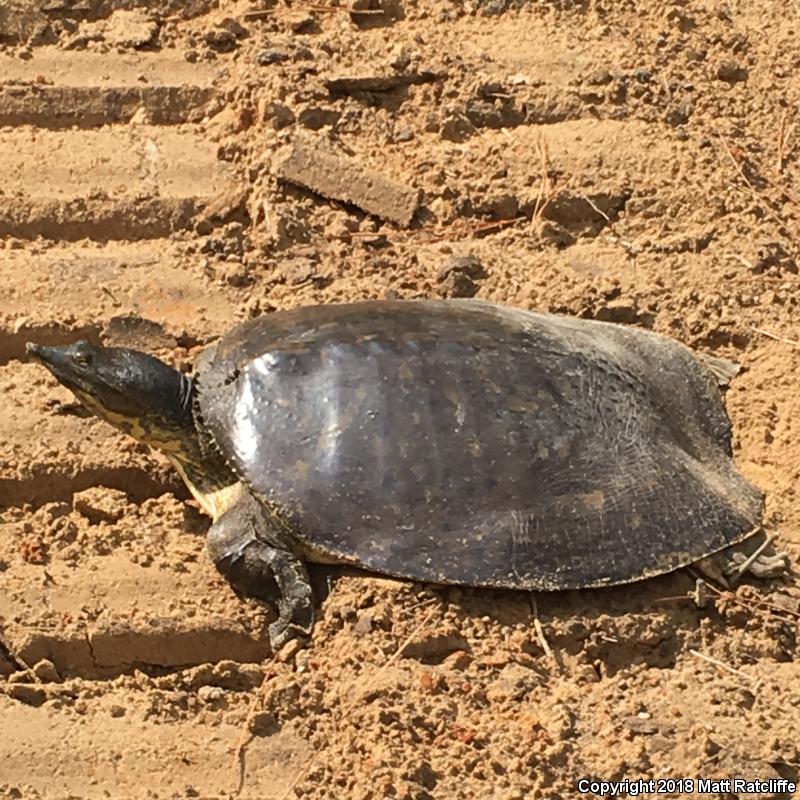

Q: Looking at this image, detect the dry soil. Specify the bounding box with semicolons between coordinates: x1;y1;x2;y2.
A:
1;1;799;798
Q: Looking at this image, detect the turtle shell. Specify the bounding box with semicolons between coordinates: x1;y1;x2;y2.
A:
195;300;763;590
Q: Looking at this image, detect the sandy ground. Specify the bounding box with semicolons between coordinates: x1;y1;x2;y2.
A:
1;1;800;798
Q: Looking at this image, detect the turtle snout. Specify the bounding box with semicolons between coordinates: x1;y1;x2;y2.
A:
26;342;70;375
26;342;60;364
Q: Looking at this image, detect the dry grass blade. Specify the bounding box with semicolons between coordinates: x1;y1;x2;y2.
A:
775;108;797;174
530;594;557;666
698;578;800;621
689;649;759;689
750;325;800;348
332;215;525;245
531;135;554;226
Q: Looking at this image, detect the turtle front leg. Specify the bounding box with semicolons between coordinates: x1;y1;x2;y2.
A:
205;488;314;649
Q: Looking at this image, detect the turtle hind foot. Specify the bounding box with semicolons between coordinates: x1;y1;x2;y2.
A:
695;530;791;588
206;490;314;650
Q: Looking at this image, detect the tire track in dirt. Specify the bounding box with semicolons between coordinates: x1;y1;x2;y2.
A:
0;4;264;694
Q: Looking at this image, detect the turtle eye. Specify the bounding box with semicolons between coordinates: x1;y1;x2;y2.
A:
73;352;93;368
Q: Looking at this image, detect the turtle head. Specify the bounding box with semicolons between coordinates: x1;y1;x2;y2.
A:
26;340;196;453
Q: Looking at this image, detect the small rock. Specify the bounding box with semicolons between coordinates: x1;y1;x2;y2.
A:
437;254;488;298
585;68;612;86
297;106;341;130
440;112;477;143
31;659;60;683
716;59;747;83
206;106;253;135
109;704;125;717
769;592;800;613
205;28;237;53
6;684;46;706
281;257;318;285
101;10;158;49
198;686;226;704
287;12;315;32
442;650;471;670
73;487;131;524
256;48;290;66
623;716;674;736
248;710;278;736
211;660;247;689
276;140;420;227
277;639;303;663
487;662;541;703
401;627;469;663
478;0;508;16
217;17;248;38
353;613;374;635
537;219;576;247
335;604;357;621
198;186;249;227
257;100;295;130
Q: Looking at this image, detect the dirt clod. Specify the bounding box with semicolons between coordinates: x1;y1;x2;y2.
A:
276;140;421;226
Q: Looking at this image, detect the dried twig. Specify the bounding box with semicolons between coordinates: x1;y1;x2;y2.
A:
731;533;775;580
242;9;274;20
777;109;788;173
775;109;796;174
530;595;558;667
531;136;554;225
347;5;387;14
581;194;611;222
700;579;800;621
337;215;526;245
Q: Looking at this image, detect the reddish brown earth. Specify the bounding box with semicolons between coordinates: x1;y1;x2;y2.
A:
1;1;799;798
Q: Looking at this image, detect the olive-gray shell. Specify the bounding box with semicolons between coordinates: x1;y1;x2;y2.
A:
195;300;762;590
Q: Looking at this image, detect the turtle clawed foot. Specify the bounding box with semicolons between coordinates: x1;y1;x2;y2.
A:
696;531;792;588
728;549;790;581
268;616;312;652
267;577;315;651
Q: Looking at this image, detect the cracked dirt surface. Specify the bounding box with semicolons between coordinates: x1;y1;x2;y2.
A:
1;0;800;798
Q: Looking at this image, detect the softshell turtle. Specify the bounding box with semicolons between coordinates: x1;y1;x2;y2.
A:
27;300;788;646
